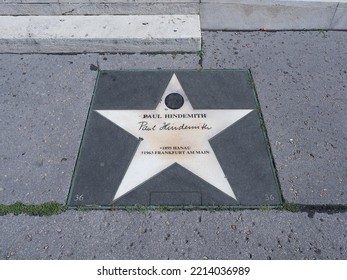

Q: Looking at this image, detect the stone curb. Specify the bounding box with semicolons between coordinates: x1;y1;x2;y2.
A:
0;15;202;53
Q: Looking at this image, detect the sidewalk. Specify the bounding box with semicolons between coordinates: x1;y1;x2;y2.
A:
0;30;346;259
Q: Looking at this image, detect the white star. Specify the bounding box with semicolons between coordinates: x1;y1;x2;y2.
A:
96;74;252;202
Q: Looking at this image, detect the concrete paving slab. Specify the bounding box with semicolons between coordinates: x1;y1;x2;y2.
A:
0;15;201;53
58;3;198;15
0;53;200;205
202;31;347;205
0;210;346;259
0;4;61;15
0;0;199;16
331;3;347;29
200;1;339;30
0;0;57;2
57;0;199;2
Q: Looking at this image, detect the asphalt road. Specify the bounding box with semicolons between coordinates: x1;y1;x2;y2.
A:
0;31;346;259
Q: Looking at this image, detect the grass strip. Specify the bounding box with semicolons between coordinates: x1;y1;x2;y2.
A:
0;202;66;216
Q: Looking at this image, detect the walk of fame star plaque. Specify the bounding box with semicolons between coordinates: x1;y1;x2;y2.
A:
67;70;282;207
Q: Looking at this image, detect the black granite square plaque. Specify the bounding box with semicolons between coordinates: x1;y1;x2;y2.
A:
67;70;282;207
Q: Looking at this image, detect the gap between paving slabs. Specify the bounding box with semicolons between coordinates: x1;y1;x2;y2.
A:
1;202;347;217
